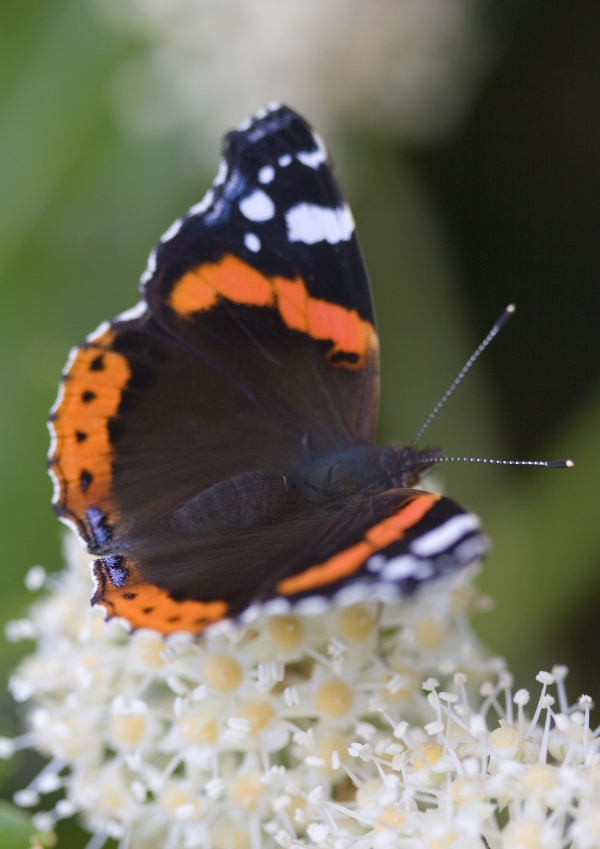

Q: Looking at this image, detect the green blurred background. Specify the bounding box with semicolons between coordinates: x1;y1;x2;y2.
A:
0;0;599;843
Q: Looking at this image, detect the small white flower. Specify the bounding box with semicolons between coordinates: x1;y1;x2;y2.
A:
24;565;47;592
5;619;38;642
14;789;40;807
0;737;16;758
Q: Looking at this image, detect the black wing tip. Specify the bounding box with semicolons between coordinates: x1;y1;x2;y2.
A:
224;103;313;153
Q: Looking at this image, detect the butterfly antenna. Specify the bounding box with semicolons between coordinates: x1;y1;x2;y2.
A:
439;456;574;469
410;304;516;447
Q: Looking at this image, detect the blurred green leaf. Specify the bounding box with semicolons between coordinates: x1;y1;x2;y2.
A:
0;0;124;281
0;801;35;849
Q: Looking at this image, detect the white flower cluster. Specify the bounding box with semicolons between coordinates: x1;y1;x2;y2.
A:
97;0;490;148
4;536;600;849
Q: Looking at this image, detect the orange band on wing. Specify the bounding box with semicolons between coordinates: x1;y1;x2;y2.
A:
276;493;440;596
168;254;376;369
100;583;228;636
48;325;130;538
170;256;274;315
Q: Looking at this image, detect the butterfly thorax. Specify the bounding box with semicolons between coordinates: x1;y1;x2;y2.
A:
171;444;442;535
300;443;442;503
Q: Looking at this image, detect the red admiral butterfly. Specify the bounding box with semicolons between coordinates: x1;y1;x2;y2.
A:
48;104;487;635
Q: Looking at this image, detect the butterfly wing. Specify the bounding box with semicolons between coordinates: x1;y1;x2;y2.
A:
90;489;486;635
143;103;379;449
48;105;378;553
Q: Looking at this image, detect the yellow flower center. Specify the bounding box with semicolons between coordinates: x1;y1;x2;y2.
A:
414;618;445;650
336;605;375;642
203;654;243;692
317;734;348;772
211;822;251;849
160;786;203;820
503;820;545;849
109;714;146;747
315;680;353;718
413;742;443;769
521;763;560;792
386;662;419;703
131;631;167;669
376;807;406;829
230;772;264;810
487;724;519;748
177;716;218;744
267;616;304;651
238;701;275;735
451;776;483;805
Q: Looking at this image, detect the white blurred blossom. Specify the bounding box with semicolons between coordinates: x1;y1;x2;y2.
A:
5;535;600;848
96;0;493;151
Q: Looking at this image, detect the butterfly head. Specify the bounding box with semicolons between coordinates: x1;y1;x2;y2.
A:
381;444;443;489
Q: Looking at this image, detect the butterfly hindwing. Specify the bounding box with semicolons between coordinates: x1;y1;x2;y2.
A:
90;489;485;635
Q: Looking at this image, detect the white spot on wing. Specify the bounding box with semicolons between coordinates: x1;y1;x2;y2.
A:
140;248;157;286
60;344;79;379
278;154;292;167
254;107;268;120
372;583;399;603
58;513;84;542
244;232;261;252
189;189;214;217
297;134;327;169
381;555;420;582
48;466;61;505
366;554;385;573
48;377;66;422
414;561;435;580
333;583;372;608
213;158;228;185
86;321;111;343
294;596;330;616
410;514;481;558
239;189;275;222
262;598;292;616
47;417;57;458
286;203;354;245
115;301;147;323
268;101;282;112
454;534;488;563
297;149;327;169
161;218;183;243
239;604;261;624
258;165;275;184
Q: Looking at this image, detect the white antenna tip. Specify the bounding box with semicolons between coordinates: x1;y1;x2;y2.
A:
506;303;516;313
566;459;574;468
